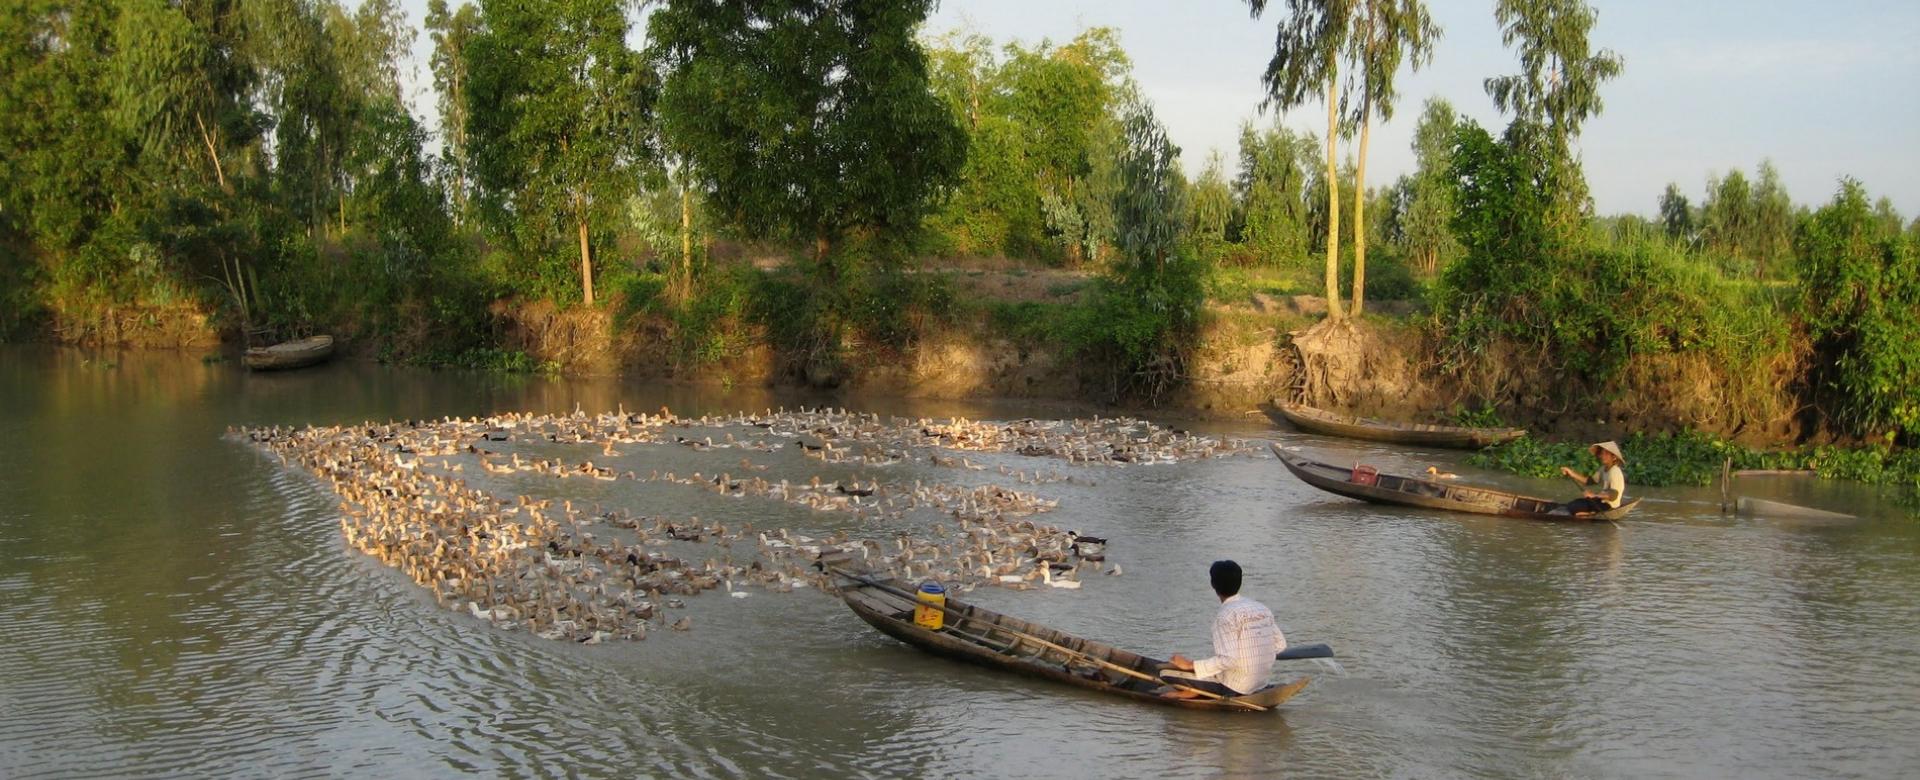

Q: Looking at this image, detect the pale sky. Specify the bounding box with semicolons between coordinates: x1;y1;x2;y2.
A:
395;1;1920;218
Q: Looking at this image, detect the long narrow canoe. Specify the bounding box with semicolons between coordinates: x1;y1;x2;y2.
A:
244;335;335;371
832;570;1309;712
1273;444;1638;522
1273;402;1526;449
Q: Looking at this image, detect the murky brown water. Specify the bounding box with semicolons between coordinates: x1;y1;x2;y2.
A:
3;345;1917;778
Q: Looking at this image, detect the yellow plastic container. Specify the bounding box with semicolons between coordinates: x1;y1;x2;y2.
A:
914;581;946;630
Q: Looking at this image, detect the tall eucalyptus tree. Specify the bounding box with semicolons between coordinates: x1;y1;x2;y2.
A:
1483;0;1622;223
425;0;480;221
1345;0;1437;314
1247;0;1358;320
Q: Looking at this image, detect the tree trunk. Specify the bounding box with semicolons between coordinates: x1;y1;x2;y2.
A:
1323;75;1344;321
194;111;229;194
578;214;595;306
679;182;693;303
968;72;980;129
1352;106;1371;316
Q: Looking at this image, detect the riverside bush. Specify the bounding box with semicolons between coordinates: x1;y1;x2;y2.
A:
1435;122;1790;397
1795;180;1920;442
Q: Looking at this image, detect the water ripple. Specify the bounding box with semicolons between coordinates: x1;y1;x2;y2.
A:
3;349;1919;778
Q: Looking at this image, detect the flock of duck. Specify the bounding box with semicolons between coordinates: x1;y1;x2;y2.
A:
238;407;1258;644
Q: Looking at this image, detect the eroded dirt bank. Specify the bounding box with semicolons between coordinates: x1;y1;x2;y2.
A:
490;302;1806;444
22;294;1806;445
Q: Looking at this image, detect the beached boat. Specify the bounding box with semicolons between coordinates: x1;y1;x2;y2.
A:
831;568;1313;712
244;335;335;371
1272;444;1639;522
1271;402;1526;449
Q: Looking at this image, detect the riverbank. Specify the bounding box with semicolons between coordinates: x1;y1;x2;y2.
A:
0;274;1824;438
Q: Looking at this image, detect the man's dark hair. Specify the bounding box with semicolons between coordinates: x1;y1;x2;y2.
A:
1209;560;1242;598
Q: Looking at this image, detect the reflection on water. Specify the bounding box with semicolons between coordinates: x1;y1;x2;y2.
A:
2;345;1917;778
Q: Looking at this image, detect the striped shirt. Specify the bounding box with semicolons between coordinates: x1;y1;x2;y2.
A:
1192;595;1286;695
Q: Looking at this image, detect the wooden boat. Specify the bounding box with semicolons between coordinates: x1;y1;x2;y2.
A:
831;569;1311;712
1272;444;1639;522
244;335;335;371
1272;402;1526;449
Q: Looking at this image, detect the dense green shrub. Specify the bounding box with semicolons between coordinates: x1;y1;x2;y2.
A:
1795;180;1920;441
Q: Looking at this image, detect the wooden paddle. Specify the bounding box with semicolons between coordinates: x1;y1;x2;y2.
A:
830;567;1268;711
1276;642;1333;660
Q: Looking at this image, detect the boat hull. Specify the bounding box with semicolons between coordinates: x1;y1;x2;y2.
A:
244;335;336;371
835;573;1308;712
1274;403;1526;449
1273;445;1638;522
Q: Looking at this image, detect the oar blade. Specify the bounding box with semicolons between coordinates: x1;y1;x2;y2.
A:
1276;642;1333;660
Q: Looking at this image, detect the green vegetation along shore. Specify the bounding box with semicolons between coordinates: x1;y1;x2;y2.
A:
2;1;1915;504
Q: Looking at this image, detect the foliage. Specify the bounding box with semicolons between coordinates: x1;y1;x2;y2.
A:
1484;0;1622;151
416;346;556;374
1436;121;1789;389
921;29;1132;264
1483;0;1622;223
1188;152;1235;264
1696;161;1794;279
1449;403;1506;429
1070;101;1204;399
650;0;964;269
1343;0;1438;315
1795;180;1920;441
1246;0;1354;110
1388;97;1462;275
424;0;482;220
1234;120;1319;267
1246;0;1362;319
1658;183;1694;245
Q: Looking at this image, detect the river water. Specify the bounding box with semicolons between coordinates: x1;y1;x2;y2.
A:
2;345;1916;778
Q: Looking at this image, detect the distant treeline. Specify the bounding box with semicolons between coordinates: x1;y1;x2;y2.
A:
2;0;1917;441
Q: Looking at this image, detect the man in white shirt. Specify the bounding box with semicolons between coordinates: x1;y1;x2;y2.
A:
1160;560;1286;698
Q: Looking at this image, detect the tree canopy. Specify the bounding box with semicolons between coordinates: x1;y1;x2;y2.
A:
465;0;650;305
649;0;965;267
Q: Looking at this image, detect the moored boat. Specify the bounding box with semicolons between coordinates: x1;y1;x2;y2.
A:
244;335;335;371
830;568;1313;712
1272;402;1526;449
1272;444;1639;521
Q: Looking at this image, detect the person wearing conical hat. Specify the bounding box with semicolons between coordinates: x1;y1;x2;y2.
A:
1559;441;1628;516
